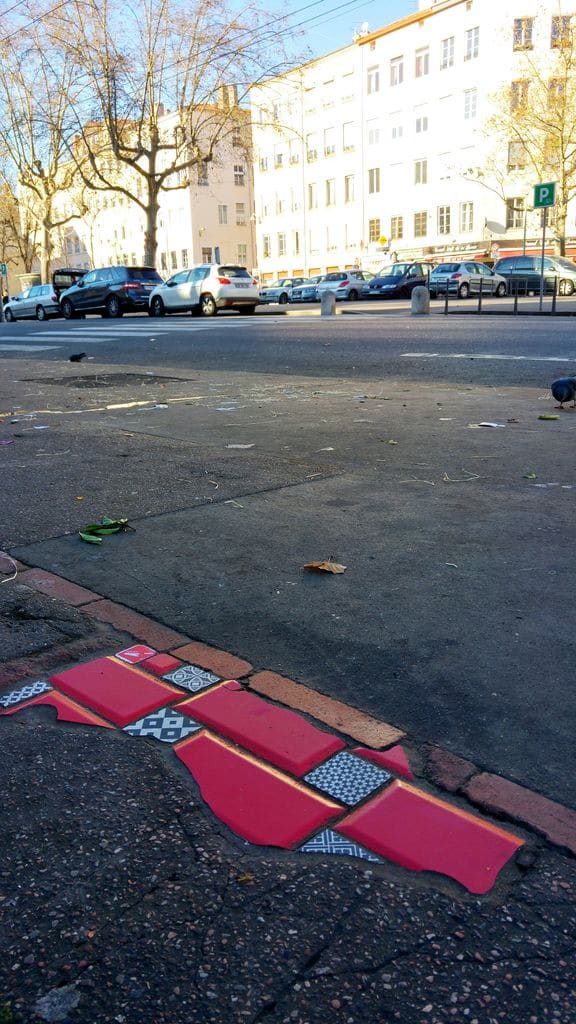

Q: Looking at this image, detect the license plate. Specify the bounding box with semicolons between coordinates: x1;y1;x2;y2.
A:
235;283;249;288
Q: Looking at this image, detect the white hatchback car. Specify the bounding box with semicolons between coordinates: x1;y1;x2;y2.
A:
149;264;259;317
316;270;371;301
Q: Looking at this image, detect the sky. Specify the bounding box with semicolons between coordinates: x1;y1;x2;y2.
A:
288;0;418;60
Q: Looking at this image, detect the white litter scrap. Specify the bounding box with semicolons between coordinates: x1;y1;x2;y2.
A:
226;443;254;449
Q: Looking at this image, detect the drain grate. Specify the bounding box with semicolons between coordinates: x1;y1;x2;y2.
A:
23;373;193;389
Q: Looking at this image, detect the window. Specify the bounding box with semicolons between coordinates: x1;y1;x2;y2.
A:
511;80;529;110
464;88;477;119
277;232;286;256
390;56;404;86
259;155;268;172
325;179;336;206
232;128;242;147
513;18;533;50
342;122;356;151
276;195;285;214
367;65;380;94
344;174;355;202
324;126;336;156
306;133;318;161
234;164;245;186
506;197;524;229
218;204;228;225
236;202;246;225
391;121;403;139
367;119;380;145
414;211;427;237
391;215;403;239
548;78;565;106
415;115;428;134
551;15;571;48
459;201;473;232
170;251;177;269
160;252;167;271
437;206;451;234
308;183;318;209
289;141;300;164
262;235;271;258
201;246;212;262
440;36;454;68
465;27;479;60
274;149;284;168
414;159;427;184
181;248;189;268
368;218;381;243
237;243;247;264
198;161;209;185
368;167;380;193
415;47;429;77
293;230;300;255
507;141;526;170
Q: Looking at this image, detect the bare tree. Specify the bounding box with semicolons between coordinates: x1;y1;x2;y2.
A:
58;0;294;266
0;176;38;276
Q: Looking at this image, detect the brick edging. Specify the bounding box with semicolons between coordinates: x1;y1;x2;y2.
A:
6;561;576;857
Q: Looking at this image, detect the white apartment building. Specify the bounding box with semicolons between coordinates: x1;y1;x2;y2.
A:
251;0;576;281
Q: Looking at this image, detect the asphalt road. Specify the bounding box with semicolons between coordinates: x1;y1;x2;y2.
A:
2;307;575;808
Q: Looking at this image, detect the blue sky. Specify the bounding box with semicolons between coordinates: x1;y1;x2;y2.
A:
292;0;417;59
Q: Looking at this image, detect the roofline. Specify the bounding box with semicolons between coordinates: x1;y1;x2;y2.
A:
357;0;469;46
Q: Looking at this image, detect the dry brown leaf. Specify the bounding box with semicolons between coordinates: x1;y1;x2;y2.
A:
303;560;347;574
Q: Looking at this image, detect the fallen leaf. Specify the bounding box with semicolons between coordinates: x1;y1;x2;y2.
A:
538;414;560;421
303;560;347;574
523;472;537;479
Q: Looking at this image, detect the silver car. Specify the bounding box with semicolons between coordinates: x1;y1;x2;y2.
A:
429;262;507;299
290;275;324;302
316;270;371;301
149;264;260;317
4;283;61;321
259;277;306;305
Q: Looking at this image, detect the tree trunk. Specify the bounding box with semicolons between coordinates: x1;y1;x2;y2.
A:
143;189;159;268
40;215;52;284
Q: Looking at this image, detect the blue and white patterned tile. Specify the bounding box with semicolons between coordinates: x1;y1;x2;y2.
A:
304;751;391;805
299;829;382;863
0;680;52;709
124;707;203;743
163;663;221;693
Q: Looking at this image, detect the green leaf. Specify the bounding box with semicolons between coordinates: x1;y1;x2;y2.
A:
79;532;103;544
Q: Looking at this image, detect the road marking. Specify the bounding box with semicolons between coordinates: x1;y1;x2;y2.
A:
0;343;61;351
402;352;576;363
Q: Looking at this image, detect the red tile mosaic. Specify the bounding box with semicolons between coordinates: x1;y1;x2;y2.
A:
339;781;523;894
354;745;415;780
141;653;183;677
1;691;114;728
176;732;342;847
116;645;157;664
176;680;345;775
49;657;181;727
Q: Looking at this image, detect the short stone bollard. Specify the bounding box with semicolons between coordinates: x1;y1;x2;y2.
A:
320;291;336;316
411;285;430;316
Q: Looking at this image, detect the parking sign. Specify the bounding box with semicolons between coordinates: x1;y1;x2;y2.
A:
534;182;556;208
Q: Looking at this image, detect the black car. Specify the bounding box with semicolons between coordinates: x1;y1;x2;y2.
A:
52;267;87;299
366;261;432;299
491;255;576;295
59;266;163;318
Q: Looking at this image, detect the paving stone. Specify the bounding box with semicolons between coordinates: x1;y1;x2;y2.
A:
17;569;101;606
176;731;343;848
304;751;391;805
176;680;345;775
171;641;252;679
49;656;181;727
425;744;477;792
0;680;52;708
164;663;221;694
339;780;524;894
124;707;202;743
464;772;576;856
115;644;157;664
299;828;383;863
354;744;415;780
1;690;114;728
249;670;405;747
81;600;189;650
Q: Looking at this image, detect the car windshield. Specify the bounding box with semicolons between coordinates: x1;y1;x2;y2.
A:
379;264;410;277
433;264;460;273
555;258;576;270
218;266;251;278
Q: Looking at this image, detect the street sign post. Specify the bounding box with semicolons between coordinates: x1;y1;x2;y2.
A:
0;262;5;322
533;183;556;310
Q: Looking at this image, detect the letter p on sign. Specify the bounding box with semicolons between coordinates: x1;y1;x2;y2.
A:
534;182;556;208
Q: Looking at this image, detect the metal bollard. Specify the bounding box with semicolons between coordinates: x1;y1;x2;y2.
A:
477;277;483;313
552;275;558;314
443;287;449;316
411;285;430;316
320;291;336;316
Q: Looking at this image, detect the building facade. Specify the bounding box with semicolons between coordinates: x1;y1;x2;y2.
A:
250;0;576;281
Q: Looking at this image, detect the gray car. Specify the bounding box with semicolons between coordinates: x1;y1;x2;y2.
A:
429;262;507;298
290;275;325;302
259;277;306;305
4;283;61;321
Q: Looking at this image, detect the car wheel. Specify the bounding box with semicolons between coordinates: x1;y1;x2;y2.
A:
347;289;358;301
495;282;507;297
61;299;75;320
105;295;122;318
4;307;14;322
200;293;217;317
458;283;470;298
36;305;47;321
149;296;165;317
243;305;256;315
559;279;575;296
278;293;289;305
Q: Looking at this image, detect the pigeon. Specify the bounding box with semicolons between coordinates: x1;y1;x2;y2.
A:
69;352;86;362
551;377;576;409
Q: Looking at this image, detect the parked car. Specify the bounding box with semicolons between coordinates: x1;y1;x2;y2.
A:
259;277;306;304
429;262;508;298
290;275;324;302
366;262;432;299
316;270;372;301
60;266;163;318
491;255;576;295
4;283;61;322
148;264;259;317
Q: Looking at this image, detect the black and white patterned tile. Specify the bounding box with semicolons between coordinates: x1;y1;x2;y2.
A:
0;680;52;709
124;707;203;743
304;751;391;805
299;829;382;863
163;664;220;693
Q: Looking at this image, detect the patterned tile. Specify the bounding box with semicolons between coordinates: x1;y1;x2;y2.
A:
115;645;157;664
304;751;391;805
299;829;382;863
124;707;202;743
0;680;51;709
164;663;221;693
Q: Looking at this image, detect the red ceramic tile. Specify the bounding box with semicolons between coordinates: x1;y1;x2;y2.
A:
176;732;342;847
115;645;157;664
49;657;181;727
354;744;415;780
140;653;183;676
176;680;345;775
339;781;523;895
1;691;114;728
